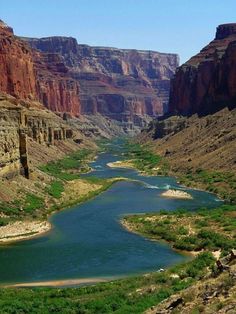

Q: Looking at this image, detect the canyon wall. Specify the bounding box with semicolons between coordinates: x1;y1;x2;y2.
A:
169;23;236;115
23;36;179;127
33;50;81;117
0;20;81;117
0;95;74;178
0;20;37;100
0;20;83;178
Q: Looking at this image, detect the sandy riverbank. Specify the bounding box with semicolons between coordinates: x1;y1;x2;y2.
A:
0;177;127;244
0;221;51;243
6;277;109;288
161;189;193;199
107;160;135;169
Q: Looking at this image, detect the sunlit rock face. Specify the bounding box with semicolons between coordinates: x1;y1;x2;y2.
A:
0;21;81;117
169;23;236;116
0;21;37;100
23;36;179;128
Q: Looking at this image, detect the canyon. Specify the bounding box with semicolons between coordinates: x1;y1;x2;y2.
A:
0;14;236;313
0;19;179;178
22;36;178;129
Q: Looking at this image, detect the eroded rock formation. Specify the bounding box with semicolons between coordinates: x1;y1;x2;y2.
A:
0;20;81;117
33;50;81;117
23;36;179;128
0;95;74;178
140;24;236;173
0;20;37;100
169;23;236;115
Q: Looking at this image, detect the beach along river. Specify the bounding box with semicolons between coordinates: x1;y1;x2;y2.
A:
0;139;222;286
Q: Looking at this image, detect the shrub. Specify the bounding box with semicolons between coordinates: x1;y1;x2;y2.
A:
23;194;44;213
46;181;64;199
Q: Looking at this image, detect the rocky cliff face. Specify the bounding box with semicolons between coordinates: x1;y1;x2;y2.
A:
0;94;76;178
0;20;37;100
23;36;179;128
140;24;236;173
169;23;236;115
0;20;81;117
33;50;81;117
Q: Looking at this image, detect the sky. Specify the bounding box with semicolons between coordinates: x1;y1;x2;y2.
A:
1;0;236;64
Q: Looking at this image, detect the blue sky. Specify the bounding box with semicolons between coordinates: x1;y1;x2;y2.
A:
1;0;236;64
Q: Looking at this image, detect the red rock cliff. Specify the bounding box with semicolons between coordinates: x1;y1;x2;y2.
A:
0;21;80;117
169;23;236;115
24;36;179;126
0;20;37;99
33;50;81;117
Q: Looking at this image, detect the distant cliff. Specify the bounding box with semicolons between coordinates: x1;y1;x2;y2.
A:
22;36;179;127
169;23;236;115
33;49;81;117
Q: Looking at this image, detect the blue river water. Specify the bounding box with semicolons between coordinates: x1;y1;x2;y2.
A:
0;139;222;285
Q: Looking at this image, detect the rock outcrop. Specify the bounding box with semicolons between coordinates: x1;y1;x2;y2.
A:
23;36;179;128
0;94;74;178
0;20;81;117
169;23;236;115
0;20;37;100
33;50;81;117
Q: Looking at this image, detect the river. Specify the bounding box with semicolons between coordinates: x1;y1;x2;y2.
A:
0;139;222;286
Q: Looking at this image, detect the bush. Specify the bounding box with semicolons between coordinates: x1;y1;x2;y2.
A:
23;194;44;213
46;181;64;199
185;252;215;278
39;149;92;181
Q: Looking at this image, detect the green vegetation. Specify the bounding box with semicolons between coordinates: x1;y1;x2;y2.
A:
124;204;236;255
23;193;44;213
123;139;236;204
179;169;236;204
124;141;169;175
39;149;93;181
46;181;64;199
0;148;105;219
0;252;214;313
0;194;45;217
49;177;123;214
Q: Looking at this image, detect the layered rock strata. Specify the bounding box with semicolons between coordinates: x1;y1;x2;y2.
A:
0;20;37;100
23;36;179;128
0;95;74;178
169;23;236;115
0;20;81;117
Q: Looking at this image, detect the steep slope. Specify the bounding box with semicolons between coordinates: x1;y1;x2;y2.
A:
0;20;81;117
32;49;81;117
144;108;236;172
0;93;86;179
169;23;236;115
140;23;236;174
22;36;179;129
0;20;37;100
0;20;89;179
